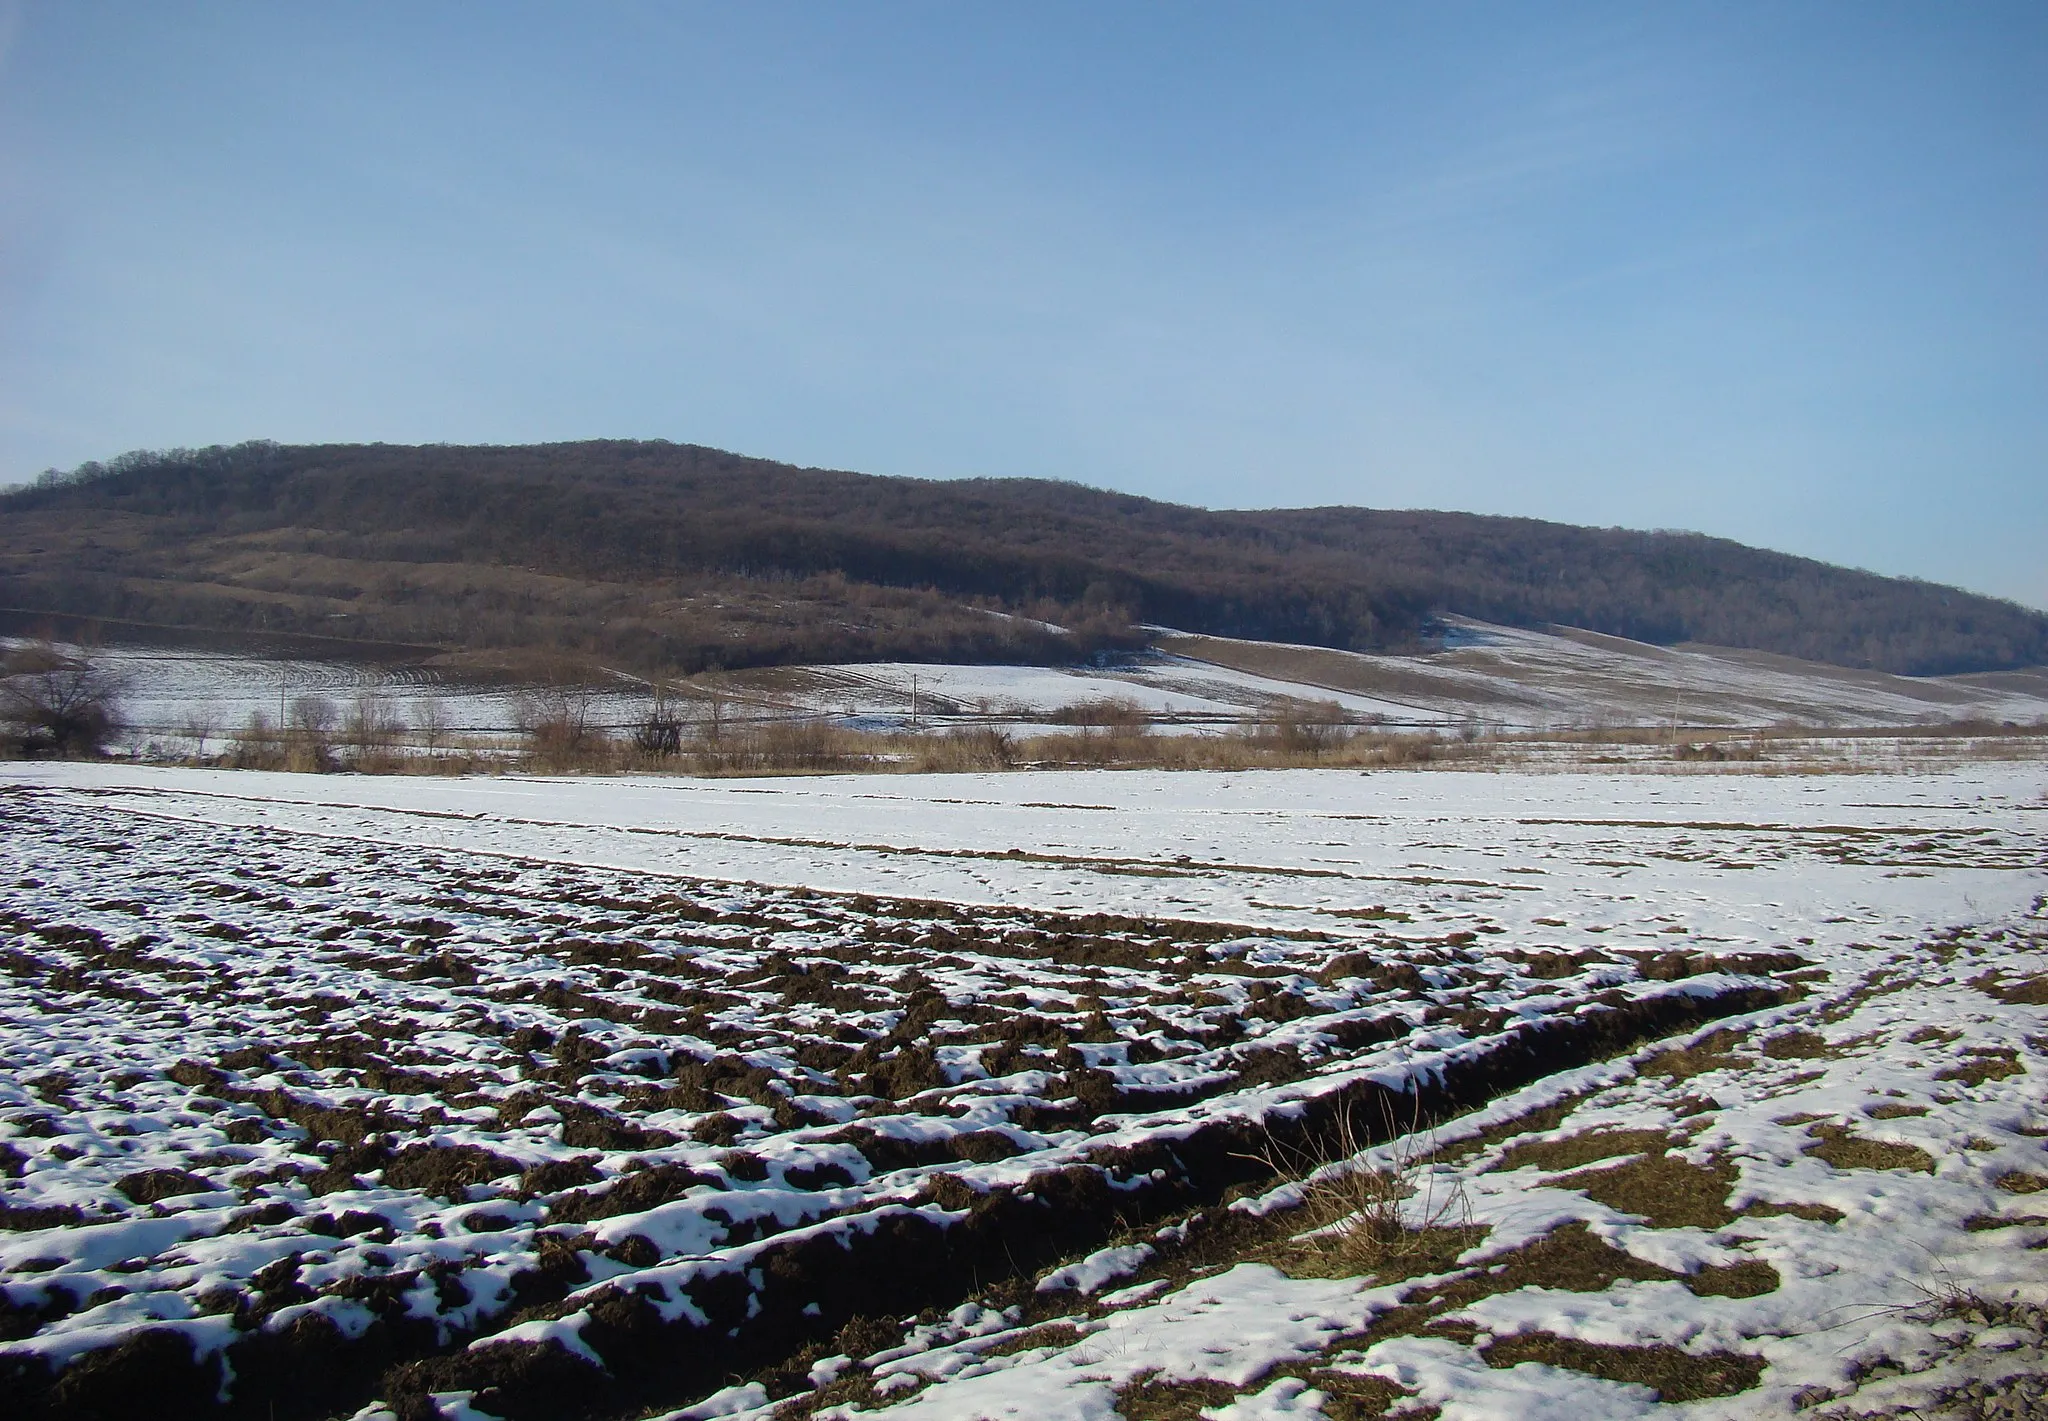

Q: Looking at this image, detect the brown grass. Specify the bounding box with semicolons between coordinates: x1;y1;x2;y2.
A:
1935;1050;2024;1087
1551;1152;1739;1229
1480;1334;1764;1401
1637;1029;1749;1082
1739;1198;1845;1223
1803;1125;1935;1174
1113;1370;1242;1420
1493;1129;1670;1174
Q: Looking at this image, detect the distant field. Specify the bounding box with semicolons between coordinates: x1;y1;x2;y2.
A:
3;763;2047;1419
18;616;2048;767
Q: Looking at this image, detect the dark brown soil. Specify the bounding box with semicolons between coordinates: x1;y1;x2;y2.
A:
113;1168;216;1204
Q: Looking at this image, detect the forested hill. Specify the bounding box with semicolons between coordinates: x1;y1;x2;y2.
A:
3;439;2042;676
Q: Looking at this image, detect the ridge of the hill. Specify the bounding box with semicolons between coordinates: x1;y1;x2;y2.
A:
3;439;2042;677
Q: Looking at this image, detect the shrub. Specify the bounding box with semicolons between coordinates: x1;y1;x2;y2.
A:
631;696;685;758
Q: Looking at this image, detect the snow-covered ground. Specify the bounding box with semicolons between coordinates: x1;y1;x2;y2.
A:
2;762;2046;1420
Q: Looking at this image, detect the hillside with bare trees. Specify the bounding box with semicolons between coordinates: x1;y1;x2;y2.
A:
3;440;2041;676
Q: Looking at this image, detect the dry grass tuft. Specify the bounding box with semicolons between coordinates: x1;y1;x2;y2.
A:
1687;1258;1781;1297
1907;1025;1962;1045
1459;1221;1676;1294
982;1321;1086;1359
1297;1369;1422;1419
1760;1030;1835;1060
1263;1100;1480;1283
1974;973;2048;1006
1434;1096;1584;1166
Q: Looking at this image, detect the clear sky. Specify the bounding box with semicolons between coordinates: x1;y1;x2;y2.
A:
2;2;2043;609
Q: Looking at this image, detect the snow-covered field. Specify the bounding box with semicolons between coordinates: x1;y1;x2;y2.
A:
66;644;650;748
2;762;2047;1421
1158;620;2048;730
755;659;1451;727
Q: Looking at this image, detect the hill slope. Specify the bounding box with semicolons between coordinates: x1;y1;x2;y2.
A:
3;439;2042;676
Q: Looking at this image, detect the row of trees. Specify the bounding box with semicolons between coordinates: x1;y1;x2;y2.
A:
216;691;457;771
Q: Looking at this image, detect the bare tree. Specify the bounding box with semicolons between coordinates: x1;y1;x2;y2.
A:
413;695;450;752
343;692;407;763
0;641;125;758
179;708;221;761
632;688;684;758
286;694;339;772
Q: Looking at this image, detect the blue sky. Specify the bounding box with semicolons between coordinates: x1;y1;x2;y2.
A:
2;2;2043;610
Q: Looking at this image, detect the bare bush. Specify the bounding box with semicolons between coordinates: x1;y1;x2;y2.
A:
1256;1095;1473;1280
692;718;857;774
910;726;1015;772
1255;699;1350;761
518;683;613;772
231;710;285;769
0;641;125;758
343;692;408;770
632;692;685;759
1046;697;1148;729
